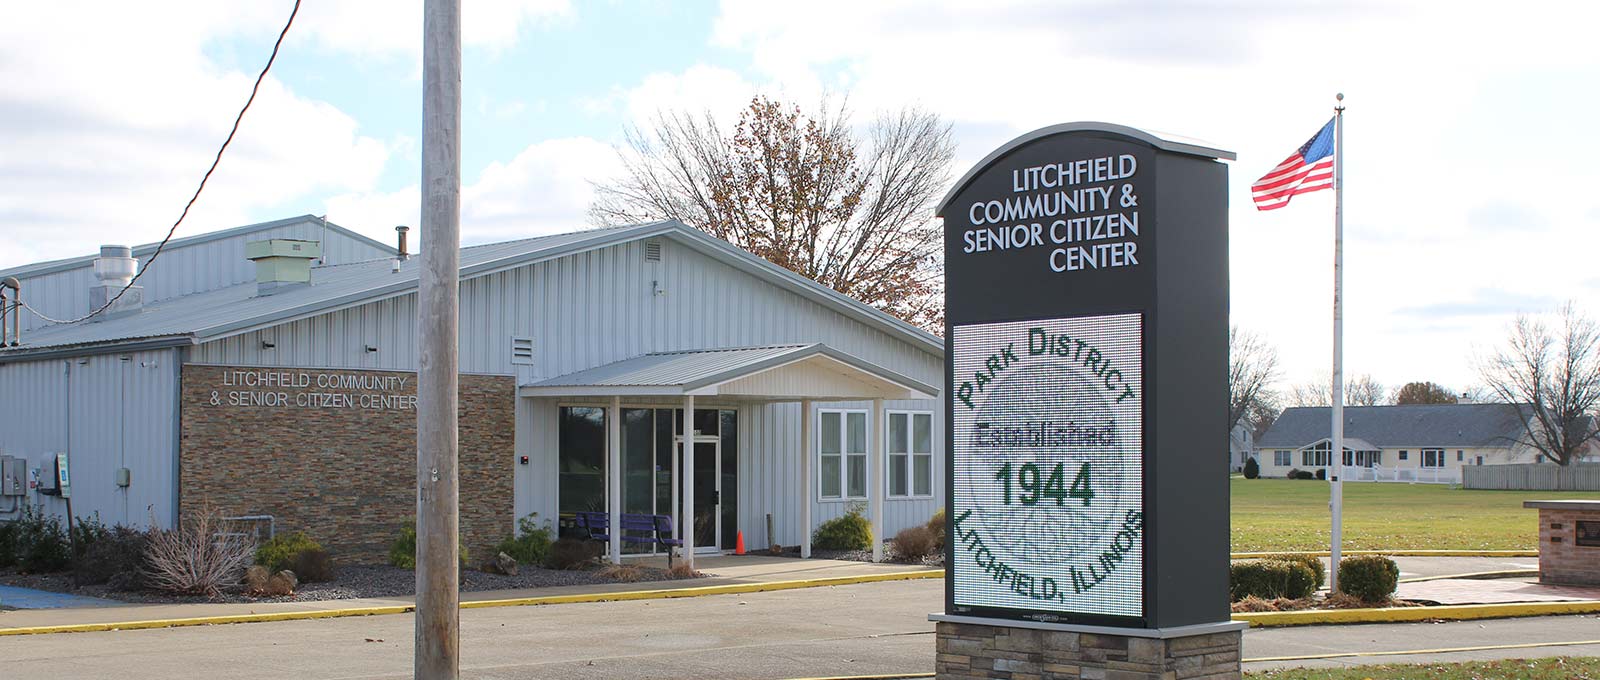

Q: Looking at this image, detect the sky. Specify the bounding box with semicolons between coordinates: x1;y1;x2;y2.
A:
3;0;1598;396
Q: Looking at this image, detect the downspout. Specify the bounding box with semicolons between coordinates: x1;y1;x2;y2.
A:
171;346;187;527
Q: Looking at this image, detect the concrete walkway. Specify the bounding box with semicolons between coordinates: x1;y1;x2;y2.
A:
0;555;930;631
1398;577;1600;605
0;584;125;610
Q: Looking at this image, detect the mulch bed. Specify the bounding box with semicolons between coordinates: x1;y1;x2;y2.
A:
1230;592;1424;613
0;562;701;606
758;543;945;567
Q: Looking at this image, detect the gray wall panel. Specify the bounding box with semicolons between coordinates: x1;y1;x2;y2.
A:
0;349;176;527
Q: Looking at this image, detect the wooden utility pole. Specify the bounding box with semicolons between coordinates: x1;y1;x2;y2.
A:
416;0;461;677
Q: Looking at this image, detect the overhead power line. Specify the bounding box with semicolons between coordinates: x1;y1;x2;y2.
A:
19;0;302;326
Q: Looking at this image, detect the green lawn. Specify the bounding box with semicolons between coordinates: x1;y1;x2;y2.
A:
1248;657;1600;679
1231;477;1600;552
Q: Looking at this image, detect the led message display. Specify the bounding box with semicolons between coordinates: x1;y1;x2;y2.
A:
950;313;1143;620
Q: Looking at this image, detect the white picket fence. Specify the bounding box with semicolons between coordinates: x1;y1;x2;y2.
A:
1343;465;1461;485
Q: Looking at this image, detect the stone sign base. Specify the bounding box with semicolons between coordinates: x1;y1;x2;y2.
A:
933;616;1246;680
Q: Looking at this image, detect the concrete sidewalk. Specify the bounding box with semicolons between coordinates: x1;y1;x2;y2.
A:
0;555;934;632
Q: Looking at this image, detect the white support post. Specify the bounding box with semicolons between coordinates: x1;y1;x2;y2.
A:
800;399;813;559
682;395;696;569
870;397;885;563
607;396;622;565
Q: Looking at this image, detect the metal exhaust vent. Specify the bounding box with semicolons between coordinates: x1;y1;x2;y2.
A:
644;239;663;262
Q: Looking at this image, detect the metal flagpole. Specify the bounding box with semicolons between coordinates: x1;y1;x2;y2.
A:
1329;93;1346;594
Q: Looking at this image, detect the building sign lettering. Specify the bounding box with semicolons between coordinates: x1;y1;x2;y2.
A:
203;368;417;411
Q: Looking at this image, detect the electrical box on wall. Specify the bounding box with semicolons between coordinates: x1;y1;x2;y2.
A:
0;456;24;496
115;467;132;488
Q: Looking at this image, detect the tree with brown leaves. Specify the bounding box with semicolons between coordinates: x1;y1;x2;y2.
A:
589;96;954;331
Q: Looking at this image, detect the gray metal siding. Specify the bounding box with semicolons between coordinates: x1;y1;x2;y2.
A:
15;223;392;332
0;349;177;527
192;236;943;541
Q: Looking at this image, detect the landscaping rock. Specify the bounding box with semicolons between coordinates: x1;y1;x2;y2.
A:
493;552;518;577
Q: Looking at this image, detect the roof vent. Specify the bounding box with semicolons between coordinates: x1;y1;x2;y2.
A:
90;245;144;318
644;239;663;262
246;239;321;296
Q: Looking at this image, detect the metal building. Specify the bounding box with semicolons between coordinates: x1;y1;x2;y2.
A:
0;216;943;566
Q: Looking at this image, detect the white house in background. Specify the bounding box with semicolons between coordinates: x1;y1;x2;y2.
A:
1229;422;1254;473
1253;403;1555;483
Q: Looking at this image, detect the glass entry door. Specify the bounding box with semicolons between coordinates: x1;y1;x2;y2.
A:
676;440;721;553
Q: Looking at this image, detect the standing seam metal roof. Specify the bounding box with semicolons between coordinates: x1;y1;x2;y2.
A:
1256;404;1527;449
0;220;945;359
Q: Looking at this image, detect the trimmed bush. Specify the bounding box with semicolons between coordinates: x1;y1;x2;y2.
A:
290;548;336;583
544;537;600;570
10;507;71;573
1228;560;1317;601
388;522;469;569
255;532;324;573
813;505;873;551
1287;468;1317;480
1315;468;1328;480
495;513;554;565
1269;553;1326;590
1243;457;1260;479
892;525;938;562
926;508;946;551
73;524;149;587
1337;554;1399;603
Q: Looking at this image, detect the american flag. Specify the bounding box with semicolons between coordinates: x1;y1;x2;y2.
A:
1252;118;1335;210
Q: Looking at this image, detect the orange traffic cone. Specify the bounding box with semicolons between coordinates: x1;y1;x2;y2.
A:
735;531;746;555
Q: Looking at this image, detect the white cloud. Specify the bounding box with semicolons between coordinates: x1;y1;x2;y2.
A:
699;0;1600;390
293;0;573;58
322;136;622;248
0;2;389;269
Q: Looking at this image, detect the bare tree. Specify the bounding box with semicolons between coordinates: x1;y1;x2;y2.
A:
1229;326;1280;431
589;96;955;331
1287;372;1385;407
1477;303;1600;465
1392;381;1459;405
1346;374;1386;406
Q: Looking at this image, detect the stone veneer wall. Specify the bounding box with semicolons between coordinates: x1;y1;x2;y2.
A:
179;364;514;565
936;621;1241;680
1537;507;1600;586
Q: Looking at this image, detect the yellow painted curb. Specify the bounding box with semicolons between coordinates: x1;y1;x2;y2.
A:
0;569;944;637
782;674;935;680
1233;599;1600;627
1243;638;1600;663
461;569;943;610
1231;549;1538;558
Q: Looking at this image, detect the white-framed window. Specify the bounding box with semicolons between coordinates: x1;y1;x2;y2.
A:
1422;448;1445;468
1457;450;1465;462
1398;450;1409;461
1302;447;1331;467
888;411;934;498
819;409;868;500
1343;450;1380;467
1274;450;1292;466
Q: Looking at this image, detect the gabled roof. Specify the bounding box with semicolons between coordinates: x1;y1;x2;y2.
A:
520;343;939;400
0;220;943;360
1257;404;1527;450
0;215;394;280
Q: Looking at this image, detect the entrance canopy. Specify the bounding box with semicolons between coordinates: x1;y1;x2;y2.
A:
518;344;938;401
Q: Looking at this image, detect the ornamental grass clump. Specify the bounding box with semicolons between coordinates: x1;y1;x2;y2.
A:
143;508;255;598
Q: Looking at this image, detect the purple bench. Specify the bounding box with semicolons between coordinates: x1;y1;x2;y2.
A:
574;512;685;565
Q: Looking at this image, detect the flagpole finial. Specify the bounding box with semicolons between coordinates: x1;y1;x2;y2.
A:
1335;92;1345;112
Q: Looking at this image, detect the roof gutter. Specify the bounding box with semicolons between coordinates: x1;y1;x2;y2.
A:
0;335;196;364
